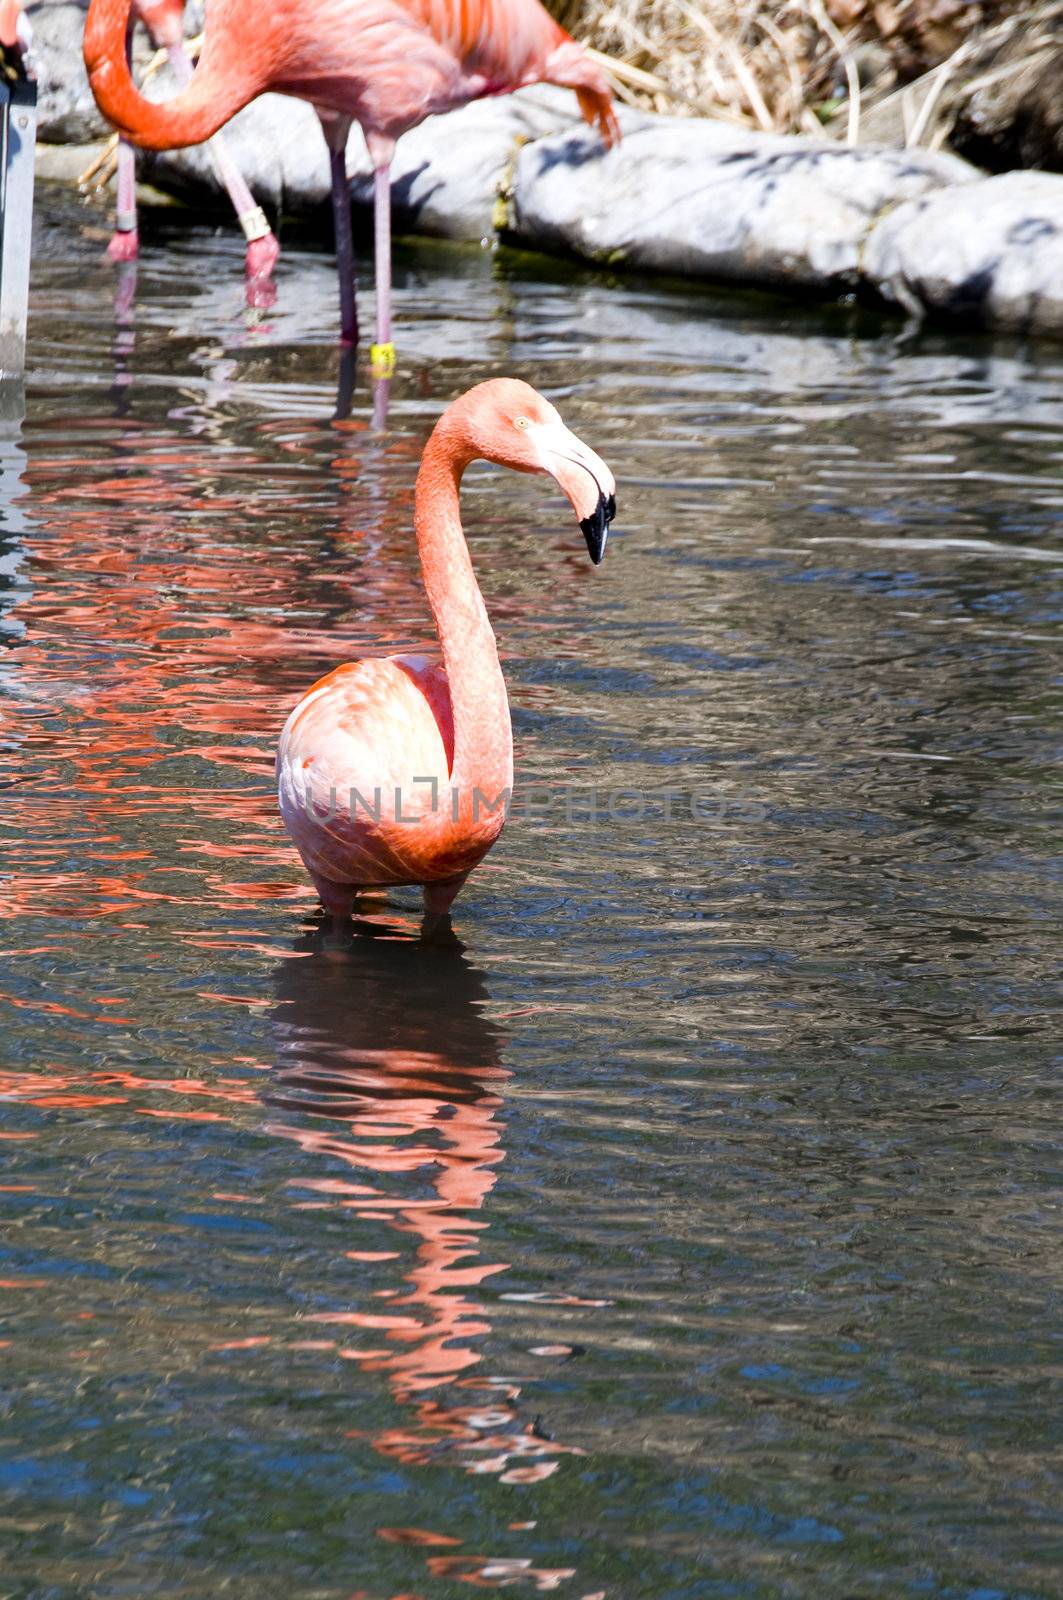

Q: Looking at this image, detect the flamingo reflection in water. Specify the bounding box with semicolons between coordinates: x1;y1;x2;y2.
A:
267;919;588;1590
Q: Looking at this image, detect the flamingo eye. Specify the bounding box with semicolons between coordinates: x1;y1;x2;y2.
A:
514;416;530;430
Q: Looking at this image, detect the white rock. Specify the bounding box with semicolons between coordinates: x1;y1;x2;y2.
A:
28;0;108;142
863;170;1063;333
511;118;975;288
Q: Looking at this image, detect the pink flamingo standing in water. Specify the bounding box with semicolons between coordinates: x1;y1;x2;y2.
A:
107;0;280;289
276;378;616;924
83;0;619;365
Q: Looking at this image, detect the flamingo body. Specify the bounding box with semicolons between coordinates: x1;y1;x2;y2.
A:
278;653;500;912
87;0;618;151
264;0;613;152
276;379;616;921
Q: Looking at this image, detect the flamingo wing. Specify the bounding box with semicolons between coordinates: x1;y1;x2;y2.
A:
277;656;459;890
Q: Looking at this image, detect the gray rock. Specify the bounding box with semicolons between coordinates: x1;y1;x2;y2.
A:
34;140;104;183
863;170;1063;333
510;118;975;289
27;1;102;143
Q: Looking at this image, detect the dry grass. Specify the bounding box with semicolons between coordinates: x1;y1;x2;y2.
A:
546;0;1062;166
547;0;852;136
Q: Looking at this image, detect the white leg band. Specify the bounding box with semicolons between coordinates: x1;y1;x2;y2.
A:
239;206;271;243
115;210;137;232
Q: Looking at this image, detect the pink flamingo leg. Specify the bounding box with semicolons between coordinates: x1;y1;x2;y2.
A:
212;136;279;308
372;375;391;431
370;161;394;374
330;145;359;347
423;873;470;920
164;41;279;286
311;873;361;920
107;137;140;261
107;19;138;262
214;143;280;280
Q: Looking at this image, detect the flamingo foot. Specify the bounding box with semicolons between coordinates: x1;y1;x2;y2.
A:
312;873;359;920
245;274;278;313
107;229;139;263
245;232;280;280
420;910;461;946
423;872;470;920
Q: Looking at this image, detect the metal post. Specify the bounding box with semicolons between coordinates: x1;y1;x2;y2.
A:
0;73;37;378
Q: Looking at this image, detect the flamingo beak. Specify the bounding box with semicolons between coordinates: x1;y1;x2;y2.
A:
580;490;616;565
533;422;616;565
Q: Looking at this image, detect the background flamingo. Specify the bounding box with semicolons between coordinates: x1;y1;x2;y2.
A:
105;0;280;289
84;0;619;365
276;378;616;924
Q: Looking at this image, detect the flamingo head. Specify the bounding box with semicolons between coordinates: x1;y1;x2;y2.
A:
452;378;616;565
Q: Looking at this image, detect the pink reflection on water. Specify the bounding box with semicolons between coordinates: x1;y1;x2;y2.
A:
3;387;428;932
267;922;591;1586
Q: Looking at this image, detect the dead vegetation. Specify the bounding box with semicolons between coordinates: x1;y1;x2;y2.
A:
547;0;860;135
546;0;1063;169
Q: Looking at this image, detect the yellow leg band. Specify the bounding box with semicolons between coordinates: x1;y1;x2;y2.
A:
370;342;396;378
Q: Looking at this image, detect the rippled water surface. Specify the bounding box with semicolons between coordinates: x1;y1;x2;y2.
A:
1;192;1061;1599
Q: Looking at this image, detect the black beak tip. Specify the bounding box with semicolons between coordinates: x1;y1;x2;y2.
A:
580;492;616;566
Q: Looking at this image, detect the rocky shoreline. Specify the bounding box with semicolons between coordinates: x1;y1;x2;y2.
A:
31;0;1063;336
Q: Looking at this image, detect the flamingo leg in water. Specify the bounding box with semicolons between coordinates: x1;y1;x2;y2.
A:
330;146;359;347
212;137;279;284
423;873;470;920
334;344;357;421
370;162;395;377
312;873;360;920
421;880;467;943
107;137;139;261
372;375;391;431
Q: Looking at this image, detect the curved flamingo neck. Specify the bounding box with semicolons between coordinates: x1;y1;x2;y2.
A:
84;0;261;149
414;425;513;802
